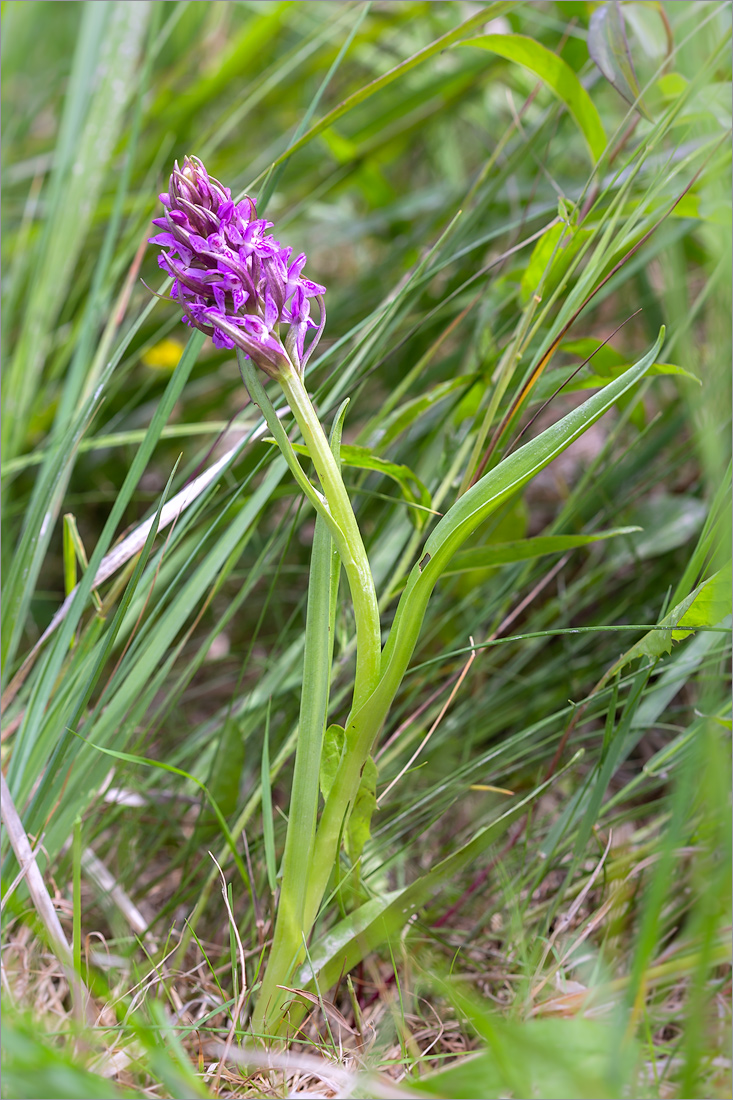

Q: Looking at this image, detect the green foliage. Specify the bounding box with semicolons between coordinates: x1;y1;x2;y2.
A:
347;752;378;863
1;0;730;1095
320;722;378;863
319;722;347;806
462;33;607;162
1;1012;136;1100
417;1005;639;1099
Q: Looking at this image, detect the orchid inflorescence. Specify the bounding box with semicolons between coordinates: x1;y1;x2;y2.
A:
149;156;326;377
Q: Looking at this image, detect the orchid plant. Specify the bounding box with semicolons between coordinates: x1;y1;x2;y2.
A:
150;156;662;1038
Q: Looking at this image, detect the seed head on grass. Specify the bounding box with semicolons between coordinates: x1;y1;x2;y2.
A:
150;155;326;377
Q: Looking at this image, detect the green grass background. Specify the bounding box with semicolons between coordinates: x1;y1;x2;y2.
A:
1;2;731;1096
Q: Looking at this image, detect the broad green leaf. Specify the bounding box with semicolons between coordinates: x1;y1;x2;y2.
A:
346;754;377;863
588;1;653;121
444;527;641;575
340;444;433;528
418;1010;639;1100
657;71;690;100
611;566;731;668
376;333;665;713
1;1012;137;1100
320;723;346;804
673;565;731;641
460;34;607;163
520;221;564;302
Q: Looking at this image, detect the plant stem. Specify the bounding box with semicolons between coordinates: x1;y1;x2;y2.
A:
277;368;382;714
302;699;389;932
248;365;381;1036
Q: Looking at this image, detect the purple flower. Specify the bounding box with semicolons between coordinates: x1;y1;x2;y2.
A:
149;156;326;378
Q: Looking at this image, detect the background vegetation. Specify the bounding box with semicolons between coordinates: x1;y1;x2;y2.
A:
2;1;730;1097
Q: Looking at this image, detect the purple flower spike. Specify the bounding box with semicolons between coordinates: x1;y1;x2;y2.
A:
148;155;326;379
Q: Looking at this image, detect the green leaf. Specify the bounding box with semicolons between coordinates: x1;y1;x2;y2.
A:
673;565;731;641
588;1;653;121
1;1012;137;1100
657;71;690;100
418;1006;640;1100
280;440;434;528
520;221;592;304
374;375;477;452
320;723;346;804
460;33;607;163
520;222;565;302
298;755;580;991
613;566;731;668
342;444;434;528
261;703;277;894
346;754;377;863
563;337;701;384
375;332;665;716
444;527;641;575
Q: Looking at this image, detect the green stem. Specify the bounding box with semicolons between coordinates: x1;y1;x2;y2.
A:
302;613;411;933
243;361;381;1036
277;369;382;714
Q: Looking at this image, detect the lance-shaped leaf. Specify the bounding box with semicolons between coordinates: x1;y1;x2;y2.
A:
443;527;641;576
